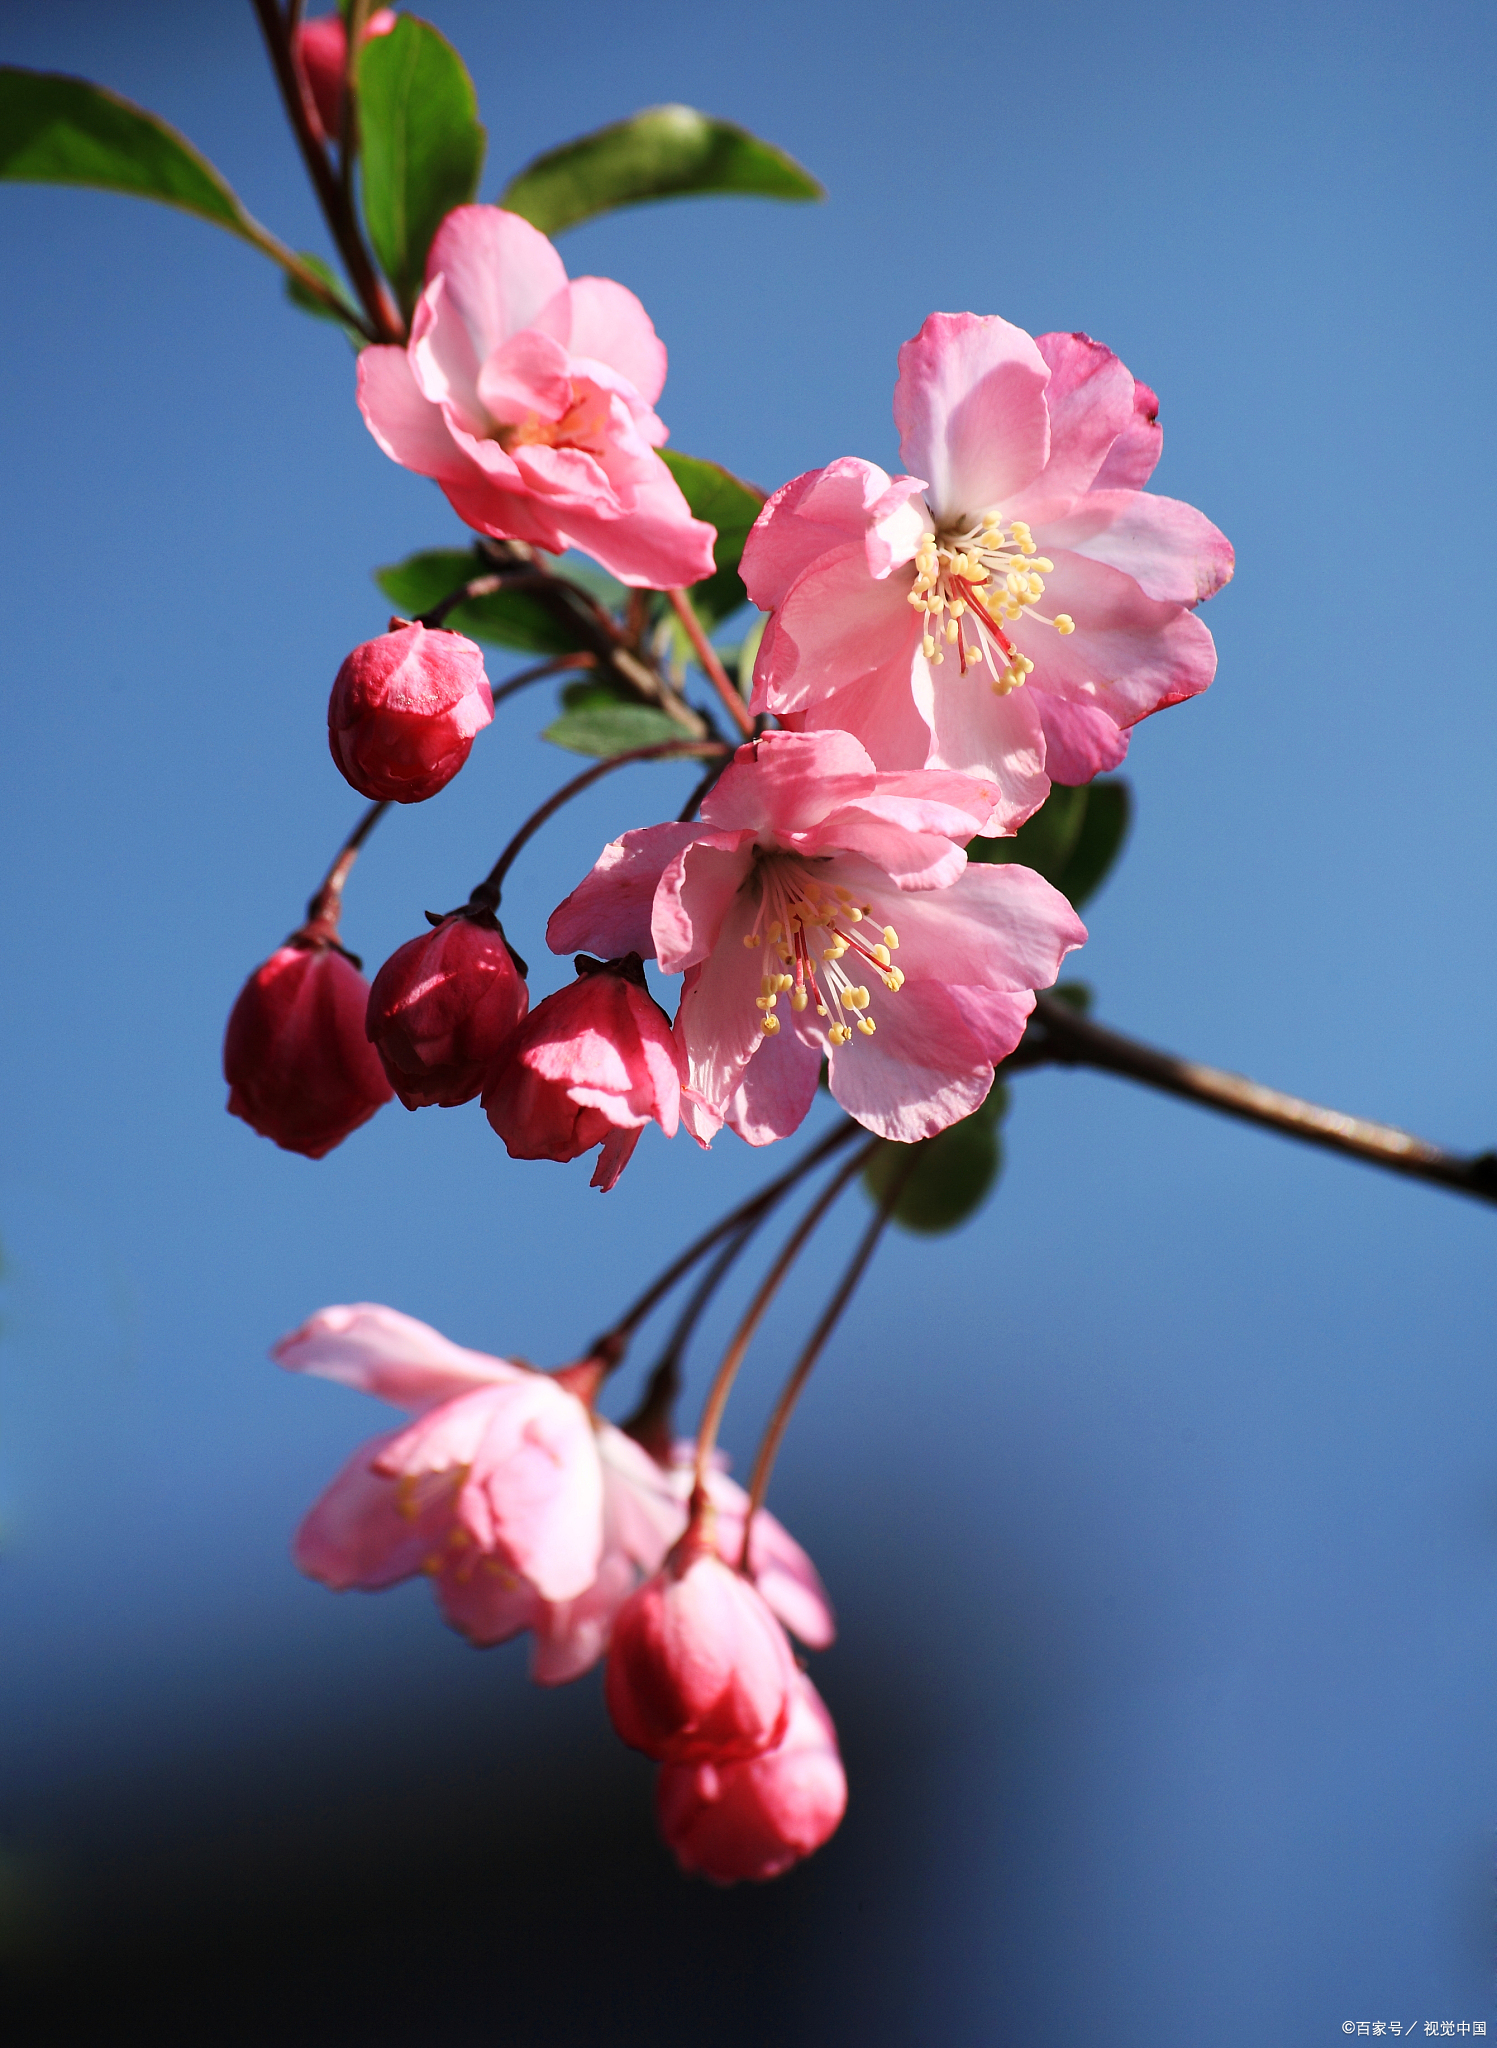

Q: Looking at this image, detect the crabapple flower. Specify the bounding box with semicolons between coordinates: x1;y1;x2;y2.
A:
605;1511;799;1763
367;910;529;1110
684;1453;835;1653
547;728;1086;1147
742;315;1233;822
277;1304;605;1608
224;939;392;1158
656;1671;847;1883
292;8;395;146
328;622;493;804
356;205;716;588
482;953;684;1190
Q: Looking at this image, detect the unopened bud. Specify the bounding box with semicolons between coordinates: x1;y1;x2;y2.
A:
328;622;493;804
224;940;392;1158
366;912;529;1110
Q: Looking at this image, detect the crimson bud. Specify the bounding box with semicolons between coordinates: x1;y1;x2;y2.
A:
224;939;392;1158
328;622;493;804
366;910;529;1110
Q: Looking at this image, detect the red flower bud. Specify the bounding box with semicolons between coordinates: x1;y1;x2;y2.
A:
655;1672;847;1884
482;955;684;1191
224;940;393;1158
292;8;395;145
605;1515;798;1764
328;623;493;804
366;911;529;1110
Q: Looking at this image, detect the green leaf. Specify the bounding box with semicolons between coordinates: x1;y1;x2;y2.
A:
543;686;682;757
0;67;371;327
863;1084;1009;1236
374;549;584;655
0;66;256;230
358;17;485;315
1054;781;1131;909
659;449;766;625
500;104;823;238
284;251;365;341
966;779;1132;909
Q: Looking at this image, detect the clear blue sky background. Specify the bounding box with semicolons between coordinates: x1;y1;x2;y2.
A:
1;2;1494;2040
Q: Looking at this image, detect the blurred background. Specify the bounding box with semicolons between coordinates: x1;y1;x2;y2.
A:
1;1;1494;2040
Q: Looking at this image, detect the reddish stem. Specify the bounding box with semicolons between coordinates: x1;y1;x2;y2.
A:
666;588;755;739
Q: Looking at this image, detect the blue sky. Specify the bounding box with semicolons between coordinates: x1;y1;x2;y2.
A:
1;3;1494;2039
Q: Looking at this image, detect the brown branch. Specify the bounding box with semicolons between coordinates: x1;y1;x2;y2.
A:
666;588;755;739
1018;991;1497;1206
250;0;404;343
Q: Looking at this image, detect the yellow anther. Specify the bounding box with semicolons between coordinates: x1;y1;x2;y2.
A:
846;904;864;921
791;988;808;1012
768;920;783;941
1055;614;1075;634
945;621;960;643
760;975;777;998
822;941;846;960
843;985;870;1009
742;931;762;948
760;1013;780;1035
778;973;795;993
922;634;936;658
871;943;891;966
884;967;905;991
856;1017;877;1036
816;1001;829;1017
949;598;966;618
1031;557;1054;574
882;925;899;948
828;1023;852;1046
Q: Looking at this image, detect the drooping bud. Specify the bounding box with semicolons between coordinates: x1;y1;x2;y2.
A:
225;939;392;1158
292;8;396;145
483;954;684;1191
604;1507;798;1764
655;1672;847;1883
328;622;493;805
366;910;529;1110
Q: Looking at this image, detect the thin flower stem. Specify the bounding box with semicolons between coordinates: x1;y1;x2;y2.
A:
692;1139;880;1502
303;799;389;931
738;1148;920;1563
250;0;404;343
666;588;756;739
469;740;727;911
622;1222;760;1460
598;1119;866;1359
1016;993;1497;1207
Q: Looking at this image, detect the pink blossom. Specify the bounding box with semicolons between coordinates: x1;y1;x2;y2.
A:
547;728;1085;1147
482;953;685;1190
741;317;1233;825
292;9;396;146
224;940;392;1158
656;1671;847;1883
327;622;493;805
367;911;529;1110
605;1513;799;1763
356;206;717;588
277;1304;604;1607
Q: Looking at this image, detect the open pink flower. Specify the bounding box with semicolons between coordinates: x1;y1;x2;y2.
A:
357;206;716;588
277;1304;604;1611
482;953;685;1190
548;728;1085;1147
742;316;1233;825
656;1671;847;1883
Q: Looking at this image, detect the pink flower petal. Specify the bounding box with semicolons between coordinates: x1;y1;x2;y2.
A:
1091;376;1162;491
1022;331;1137;505
884;860;1087;993
1011;548;1219;732
557;276;668;406
292;1429;452;1590
652;833;756;973
699;728;878;836
475;325;574;425
1034;696;1132;783
422;205;568;361
748;538;924;720
672;885;768;1128
919;668;1051;832
724;1010;822;1146
548;822;703;960
1037;492;1235;606
272;1302;519;1410
826;977;996;1141
356;345;471;483
894;311;1051;521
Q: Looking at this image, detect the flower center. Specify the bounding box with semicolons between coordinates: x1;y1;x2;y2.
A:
495;387;604;455
907;518;1075;694
740;857;904;1047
